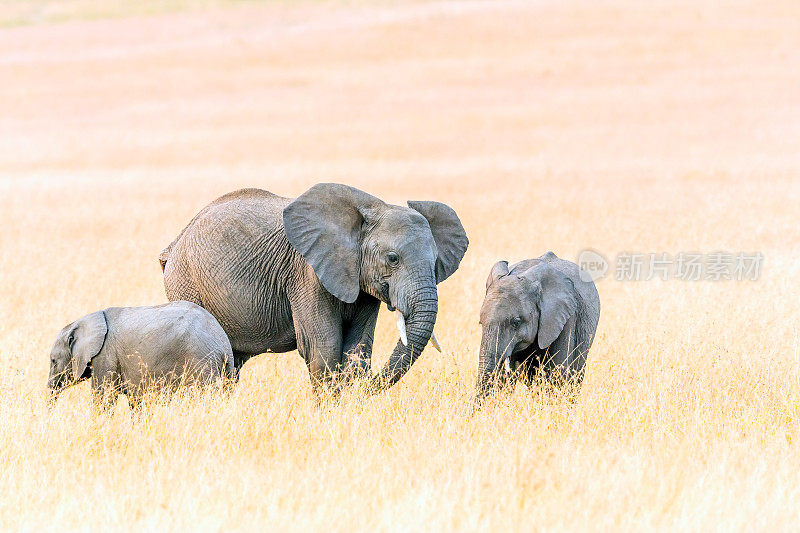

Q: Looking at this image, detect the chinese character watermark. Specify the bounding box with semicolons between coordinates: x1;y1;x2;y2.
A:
615;253;645;281
577;250;763;282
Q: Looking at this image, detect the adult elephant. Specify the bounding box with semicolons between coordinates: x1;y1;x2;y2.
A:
159;183;468;392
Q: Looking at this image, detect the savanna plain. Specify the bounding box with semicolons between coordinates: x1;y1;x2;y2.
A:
1;0;800;529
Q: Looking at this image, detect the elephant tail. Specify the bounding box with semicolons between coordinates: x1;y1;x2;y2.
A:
158;244;172;272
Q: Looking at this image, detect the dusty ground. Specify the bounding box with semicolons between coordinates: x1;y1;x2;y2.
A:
1;0;799;529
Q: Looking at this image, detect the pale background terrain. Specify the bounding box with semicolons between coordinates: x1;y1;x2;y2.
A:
1;0;799;529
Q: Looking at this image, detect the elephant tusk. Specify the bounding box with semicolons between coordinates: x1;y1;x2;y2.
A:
395;310;408;346
504;357;511;372
430;332;442;352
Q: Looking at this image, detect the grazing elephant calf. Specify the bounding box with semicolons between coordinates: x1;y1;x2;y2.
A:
476;252;600;399
48;301;234;409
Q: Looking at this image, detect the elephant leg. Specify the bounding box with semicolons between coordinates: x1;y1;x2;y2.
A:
92;387;120;413
301;334;344;396
90;357;121;412
292;294;345;396
126;389;144;414
232;351;256;382
517;359;538;388
546;316;583;387
341;293;381;377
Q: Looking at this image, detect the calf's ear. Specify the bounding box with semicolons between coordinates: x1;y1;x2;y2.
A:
485;260;509;290
70;311;108;380
535;267;577;349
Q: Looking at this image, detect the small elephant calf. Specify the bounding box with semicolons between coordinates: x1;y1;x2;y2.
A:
476;252;600;398
48;301;234;409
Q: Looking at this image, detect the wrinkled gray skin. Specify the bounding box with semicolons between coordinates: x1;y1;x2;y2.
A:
160;183;468;392
48;301;234;409
476;252;600;399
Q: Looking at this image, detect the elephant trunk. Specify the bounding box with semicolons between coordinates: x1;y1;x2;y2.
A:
373;285;438;389
475;326;513;400
47;371;67;408
48;387;60;409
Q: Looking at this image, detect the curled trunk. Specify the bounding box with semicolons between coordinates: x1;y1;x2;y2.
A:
372;287;438;389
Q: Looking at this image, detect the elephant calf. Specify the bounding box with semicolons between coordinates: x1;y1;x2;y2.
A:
48;301;234;409
476;252;600;399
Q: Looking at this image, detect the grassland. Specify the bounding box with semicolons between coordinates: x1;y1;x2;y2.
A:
1;0;799;529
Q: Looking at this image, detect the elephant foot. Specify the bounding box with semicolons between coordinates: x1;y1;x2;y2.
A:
232;351;257;382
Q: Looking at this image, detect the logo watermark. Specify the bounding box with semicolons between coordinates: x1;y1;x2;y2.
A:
577;250;763;282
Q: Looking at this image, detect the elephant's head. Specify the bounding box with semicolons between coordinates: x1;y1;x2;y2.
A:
283;183;468;387
476;260;577;398
47;311;107;404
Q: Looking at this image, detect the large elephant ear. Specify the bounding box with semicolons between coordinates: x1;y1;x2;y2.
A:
284;183;383;303
70;311;108;380
407;200;469;283
534;266;578;349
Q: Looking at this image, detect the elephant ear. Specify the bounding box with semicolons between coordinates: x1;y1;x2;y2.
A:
486;260;509;290
70;311;108;380
407;200;469;283
283;183;383;303
534;266;578;349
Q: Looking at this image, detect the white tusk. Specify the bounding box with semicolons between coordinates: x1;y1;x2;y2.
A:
504;357;511;372
430;332;442;352
395;310;408;346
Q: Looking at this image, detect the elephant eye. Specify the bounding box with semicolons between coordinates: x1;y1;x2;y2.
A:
386;252;400;266
510;317;522;328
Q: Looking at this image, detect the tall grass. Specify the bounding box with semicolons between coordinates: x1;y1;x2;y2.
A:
1;0;800;528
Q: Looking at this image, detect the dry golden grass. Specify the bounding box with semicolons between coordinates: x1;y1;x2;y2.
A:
2;0;800;529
